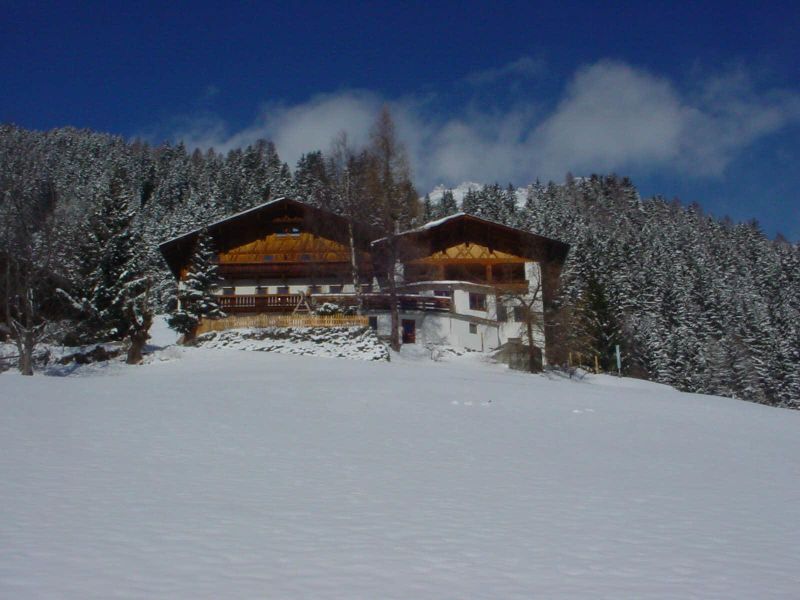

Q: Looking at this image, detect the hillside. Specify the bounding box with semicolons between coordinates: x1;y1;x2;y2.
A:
2;125;798;407
2;341;799;598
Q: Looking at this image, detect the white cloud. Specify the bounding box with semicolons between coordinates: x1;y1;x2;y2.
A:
158;59;800;191
465;55;546;85
531;61;685;177
164;91;382;163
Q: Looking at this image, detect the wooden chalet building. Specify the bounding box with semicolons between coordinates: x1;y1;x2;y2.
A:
159;198;569;363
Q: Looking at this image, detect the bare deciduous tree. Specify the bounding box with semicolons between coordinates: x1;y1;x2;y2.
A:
1;180;59;375
497;276;545;373
365;106;418;351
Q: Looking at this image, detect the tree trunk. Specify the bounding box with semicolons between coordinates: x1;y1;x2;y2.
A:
386;239;401;351
527;319;535;373
126;328;148;364
182;323;198;345
126;311;153;365
348;221;363;315
387;274;401;351
11;322;36;376
18;332;34;376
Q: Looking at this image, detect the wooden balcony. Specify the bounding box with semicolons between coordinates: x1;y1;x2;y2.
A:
218;294;304;313
361;294;451;312
216;293;452;314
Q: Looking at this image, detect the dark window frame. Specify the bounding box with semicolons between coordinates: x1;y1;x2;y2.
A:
469;292;487;311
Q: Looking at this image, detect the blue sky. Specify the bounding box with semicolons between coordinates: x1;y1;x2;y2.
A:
2;1;799;239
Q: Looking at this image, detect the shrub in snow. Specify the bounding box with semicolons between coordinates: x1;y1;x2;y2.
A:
314;302;342;316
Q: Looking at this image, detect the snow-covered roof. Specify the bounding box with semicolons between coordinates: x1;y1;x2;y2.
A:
159;197;288;247
370;213;469;246
417;212;467;231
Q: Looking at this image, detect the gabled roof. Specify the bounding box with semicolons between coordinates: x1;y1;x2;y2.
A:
159;197;379;277
373;212;569;264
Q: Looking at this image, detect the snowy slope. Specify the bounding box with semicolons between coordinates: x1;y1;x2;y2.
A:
2;347;799;599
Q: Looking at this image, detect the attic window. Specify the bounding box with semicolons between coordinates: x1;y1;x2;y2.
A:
276;226;302;236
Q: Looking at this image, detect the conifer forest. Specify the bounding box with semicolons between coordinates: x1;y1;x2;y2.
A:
1;124;798;407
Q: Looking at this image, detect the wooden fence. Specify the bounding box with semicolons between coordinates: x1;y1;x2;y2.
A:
196;314;369;335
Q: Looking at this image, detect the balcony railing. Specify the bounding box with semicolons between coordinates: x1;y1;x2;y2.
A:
216;293;451;314
361;294;451;312
218;294;304;313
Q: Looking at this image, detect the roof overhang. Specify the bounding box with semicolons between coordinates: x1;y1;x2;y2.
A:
158;198;379;278
372;213;569;265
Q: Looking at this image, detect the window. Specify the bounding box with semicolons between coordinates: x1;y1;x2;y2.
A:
496;303;508;321
329;284;343;293
368;316;378;331
434;290;450;297
256;286;268;295
276;226;302;236
469;292;487;311
276;285;290;294
222;287;235;296
514;306;526;322
360;283;373;293
469;323;478;334
309;284;322;294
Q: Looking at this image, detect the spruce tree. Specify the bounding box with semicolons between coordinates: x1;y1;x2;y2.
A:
439;189;458;217
422;193;435;222
168;229;225;340
77;169;141;341
461;187;481;215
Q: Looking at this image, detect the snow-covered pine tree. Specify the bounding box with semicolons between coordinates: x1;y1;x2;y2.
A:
422;193;435;222
502;183;518;226
72;169;141;342
439;189;458;217
294;151;333;210
460;186;481;215
168;229;225;341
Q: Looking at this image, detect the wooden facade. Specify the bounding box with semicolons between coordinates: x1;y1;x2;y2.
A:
160;198;377;282
159;199;569;357
372;212;569;305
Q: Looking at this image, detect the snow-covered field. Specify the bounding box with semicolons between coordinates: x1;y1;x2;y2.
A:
2;337;799;598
